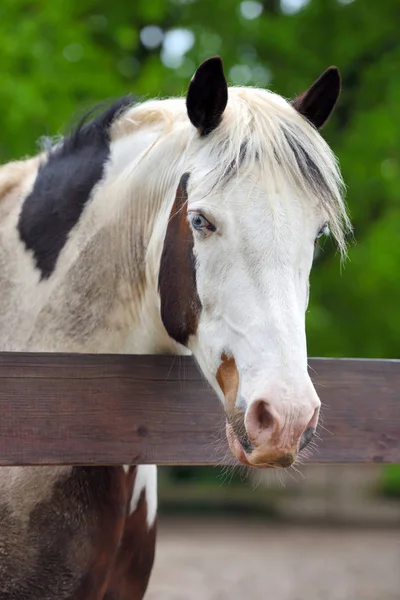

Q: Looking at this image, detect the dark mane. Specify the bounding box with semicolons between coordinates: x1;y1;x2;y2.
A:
282;129;331;201
18;96;133;279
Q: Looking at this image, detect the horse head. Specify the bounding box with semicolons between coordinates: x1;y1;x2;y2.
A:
159;57;349;468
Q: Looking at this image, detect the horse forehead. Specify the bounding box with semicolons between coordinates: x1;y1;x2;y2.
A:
190;187;315;246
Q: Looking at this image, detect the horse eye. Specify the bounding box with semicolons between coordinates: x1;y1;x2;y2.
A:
315;223;329;243
190;213;216;232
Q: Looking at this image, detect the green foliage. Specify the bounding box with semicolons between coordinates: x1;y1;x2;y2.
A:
1;0;399;359
381;465;400;498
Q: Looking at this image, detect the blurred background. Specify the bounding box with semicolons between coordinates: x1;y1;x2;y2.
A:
1;0;399;598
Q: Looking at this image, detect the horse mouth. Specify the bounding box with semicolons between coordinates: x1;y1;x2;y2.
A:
225;421;295;469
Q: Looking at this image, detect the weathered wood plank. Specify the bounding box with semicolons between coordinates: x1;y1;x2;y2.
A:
0;353;399;466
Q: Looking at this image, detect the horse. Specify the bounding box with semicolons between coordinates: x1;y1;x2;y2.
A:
0;56;350;599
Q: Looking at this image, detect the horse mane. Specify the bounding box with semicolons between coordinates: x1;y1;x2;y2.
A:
2;87;350;259
0;97;134;204
17;96;134;278
112;87;351;255
0;157;41;202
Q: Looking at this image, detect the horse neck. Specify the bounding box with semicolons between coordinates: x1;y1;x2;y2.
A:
54;120;191;355
105;122;191;355
0;120;190;355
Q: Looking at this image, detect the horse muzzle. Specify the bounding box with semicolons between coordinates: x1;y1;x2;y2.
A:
225;400;320;468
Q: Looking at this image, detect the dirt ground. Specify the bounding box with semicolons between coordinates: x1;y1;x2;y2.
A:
147;516;400;600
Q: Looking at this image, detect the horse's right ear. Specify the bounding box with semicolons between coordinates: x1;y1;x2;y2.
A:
186;56;228;136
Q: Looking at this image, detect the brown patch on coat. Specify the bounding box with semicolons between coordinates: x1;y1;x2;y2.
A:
158;173;201;346
104;467;157;600
69;468;128;600
217;354;255;454
216;353;239;407
0;467;128;600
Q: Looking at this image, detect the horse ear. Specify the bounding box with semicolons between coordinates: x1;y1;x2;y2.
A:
186;56;228;135
291;66;341;129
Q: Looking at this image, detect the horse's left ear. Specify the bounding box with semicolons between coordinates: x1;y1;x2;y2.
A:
186;56;228;135
291;66;341;129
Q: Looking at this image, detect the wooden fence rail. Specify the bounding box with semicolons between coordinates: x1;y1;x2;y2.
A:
0;353;399;466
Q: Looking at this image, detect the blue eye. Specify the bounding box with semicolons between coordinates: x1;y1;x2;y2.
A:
315;223;329;243
190;213;216;232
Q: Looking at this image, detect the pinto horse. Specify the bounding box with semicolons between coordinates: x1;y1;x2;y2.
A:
0;57;350;598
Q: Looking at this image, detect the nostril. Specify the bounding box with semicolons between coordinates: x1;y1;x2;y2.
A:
255;401;275;431
299;408;319;452
299;426;315;451
298;407;319;451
